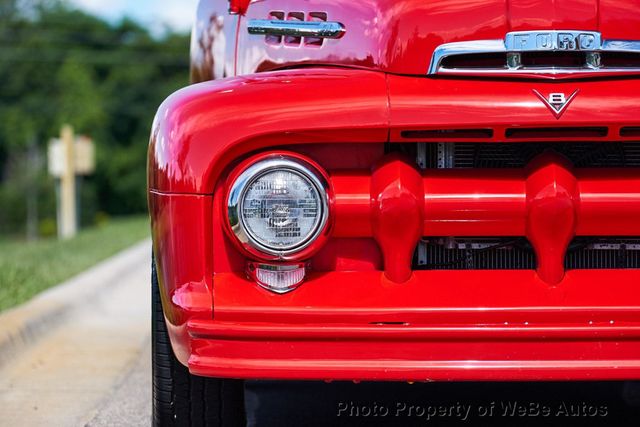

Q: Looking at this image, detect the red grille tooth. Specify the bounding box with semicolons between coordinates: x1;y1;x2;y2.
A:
525;152;580;285
371;154;424;283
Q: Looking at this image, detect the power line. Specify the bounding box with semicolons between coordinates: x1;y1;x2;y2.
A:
0;45;189;57
0;47;189;65
0;27;188;47
0;13;190;40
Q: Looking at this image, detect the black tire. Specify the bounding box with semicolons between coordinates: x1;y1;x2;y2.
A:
623;381;640;408
152;256;246;427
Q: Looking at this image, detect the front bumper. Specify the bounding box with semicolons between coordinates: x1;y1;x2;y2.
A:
187;270;640;381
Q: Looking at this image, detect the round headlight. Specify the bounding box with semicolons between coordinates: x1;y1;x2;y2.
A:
227;155;330;258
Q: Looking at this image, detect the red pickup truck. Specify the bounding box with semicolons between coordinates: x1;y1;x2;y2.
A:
148;0;640;425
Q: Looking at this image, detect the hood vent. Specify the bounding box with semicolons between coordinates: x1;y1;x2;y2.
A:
504;127;608;139
401;129;493;139
401;126;640;142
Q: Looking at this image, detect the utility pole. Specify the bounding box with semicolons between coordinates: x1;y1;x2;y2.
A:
59;125;77;239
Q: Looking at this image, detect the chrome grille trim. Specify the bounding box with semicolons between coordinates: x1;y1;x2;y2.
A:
429;40;506;74
428;30;640;75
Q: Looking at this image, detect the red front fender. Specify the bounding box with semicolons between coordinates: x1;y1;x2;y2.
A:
148;69;389;195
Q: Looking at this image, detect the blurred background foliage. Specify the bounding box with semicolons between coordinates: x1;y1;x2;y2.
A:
0;0;190;238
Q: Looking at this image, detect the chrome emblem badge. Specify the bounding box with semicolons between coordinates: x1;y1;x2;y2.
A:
506;31;601;51
532;89;579;119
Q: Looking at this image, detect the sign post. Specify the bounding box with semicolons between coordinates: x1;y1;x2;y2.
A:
60;125;76;239
48;125;95;240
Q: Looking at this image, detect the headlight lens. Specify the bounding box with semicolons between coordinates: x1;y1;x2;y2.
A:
228;156;329;258
242;169;322;249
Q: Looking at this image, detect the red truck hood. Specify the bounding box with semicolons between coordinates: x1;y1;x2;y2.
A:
239;0;640;76
375;0;640;74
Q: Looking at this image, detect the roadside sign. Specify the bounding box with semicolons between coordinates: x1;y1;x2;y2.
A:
48;136;95;177
48;138;64;178
75;136;95;175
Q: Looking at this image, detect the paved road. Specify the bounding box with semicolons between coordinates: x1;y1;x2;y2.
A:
0;241;152;426
2;240;640;426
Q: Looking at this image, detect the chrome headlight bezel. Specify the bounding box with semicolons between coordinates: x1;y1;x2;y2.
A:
227;155;330;259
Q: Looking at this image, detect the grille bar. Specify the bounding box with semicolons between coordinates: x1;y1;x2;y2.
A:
331;152;640;282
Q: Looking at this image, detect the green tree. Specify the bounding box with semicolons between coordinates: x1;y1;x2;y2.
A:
55;58;105;133
0;0;190;238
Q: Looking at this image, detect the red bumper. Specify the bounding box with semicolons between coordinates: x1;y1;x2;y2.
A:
187;270;640;381
148;68;640;381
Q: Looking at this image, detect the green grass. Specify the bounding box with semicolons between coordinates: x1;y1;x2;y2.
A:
0;216;149;312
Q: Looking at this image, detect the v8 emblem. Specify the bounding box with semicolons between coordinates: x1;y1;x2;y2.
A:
533;89;580;119
548;93;567;104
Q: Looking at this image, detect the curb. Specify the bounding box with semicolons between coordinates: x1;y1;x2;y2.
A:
0;239;151;368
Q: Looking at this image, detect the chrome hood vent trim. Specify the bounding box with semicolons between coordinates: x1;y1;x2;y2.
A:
248;19;345;39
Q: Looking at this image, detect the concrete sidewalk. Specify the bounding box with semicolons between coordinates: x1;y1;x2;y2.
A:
0;240;151;426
